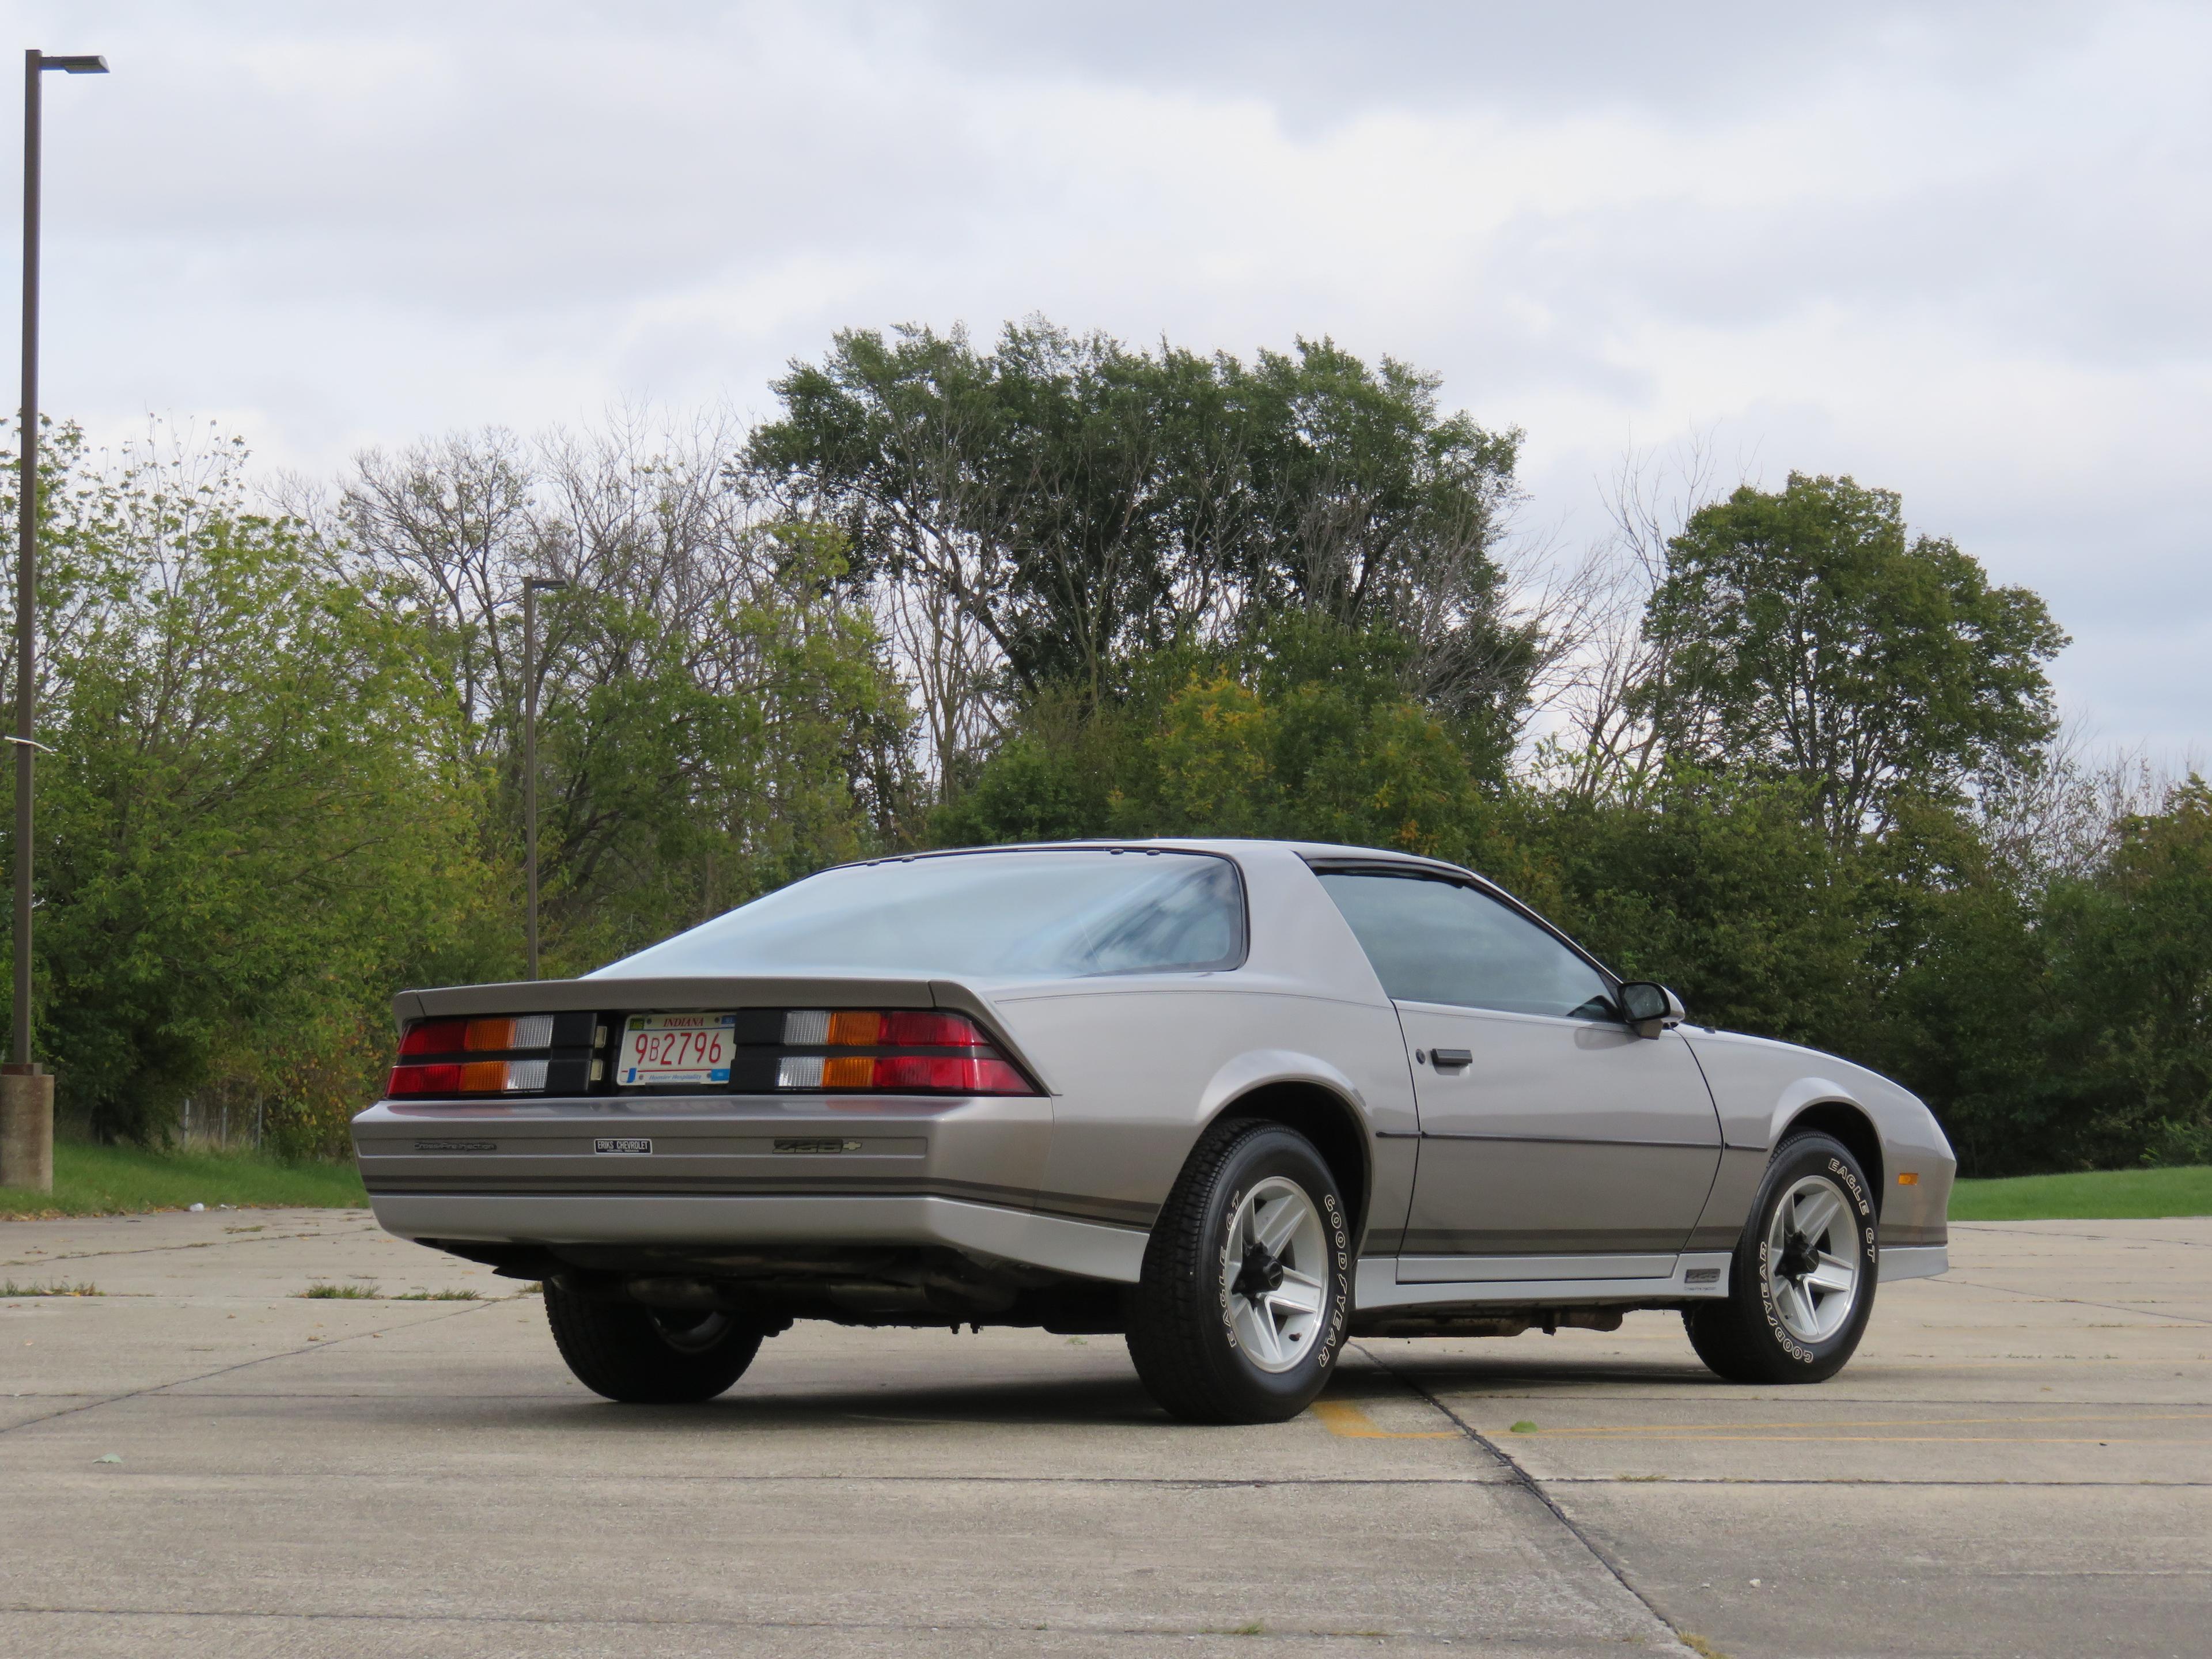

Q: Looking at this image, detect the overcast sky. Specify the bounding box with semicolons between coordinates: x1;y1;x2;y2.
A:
14;1;2211;756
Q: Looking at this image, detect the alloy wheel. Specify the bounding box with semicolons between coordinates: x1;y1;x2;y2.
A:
1220;1175;1328;1373
1763;1174;1862;1343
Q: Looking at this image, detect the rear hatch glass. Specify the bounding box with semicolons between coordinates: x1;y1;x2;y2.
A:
590;849;1246;981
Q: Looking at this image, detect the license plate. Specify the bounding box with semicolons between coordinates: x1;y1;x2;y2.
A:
617;1013;737;1086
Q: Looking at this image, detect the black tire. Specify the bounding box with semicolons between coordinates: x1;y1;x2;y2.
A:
543;1285;766;1403
1126;1119;1352;1425
1685;1131;1879;1384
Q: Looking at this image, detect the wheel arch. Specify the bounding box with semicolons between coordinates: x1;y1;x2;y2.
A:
1777;1099;1885;1213
1205;1079;1373;1246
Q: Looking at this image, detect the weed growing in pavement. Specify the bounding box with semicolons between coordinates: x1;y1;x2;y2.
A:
294;1283;499;1301
0;1280;101;1296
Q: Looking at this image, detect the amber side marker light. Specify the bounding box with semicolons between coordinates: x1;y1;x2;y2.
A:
1897;1172;1919;1185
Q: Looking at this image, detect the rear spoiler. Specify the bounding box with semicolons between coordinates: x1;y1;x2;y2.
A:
391;975;1054;1094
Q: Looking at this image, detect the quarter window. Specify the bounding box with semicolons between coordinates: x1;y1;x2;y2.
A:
1317;871;1615;1020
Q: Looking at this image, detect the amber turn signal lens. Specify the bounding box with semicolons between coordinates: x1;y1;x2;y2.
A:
1897;1172;1919;1185
825;1010;882;1046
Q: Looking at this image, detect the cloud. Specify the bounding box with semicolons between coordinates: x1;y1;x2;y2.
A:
15;0;2212;753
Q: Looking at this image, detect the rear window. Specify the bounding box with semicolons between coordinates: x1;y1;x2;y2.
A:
592;849;1247;981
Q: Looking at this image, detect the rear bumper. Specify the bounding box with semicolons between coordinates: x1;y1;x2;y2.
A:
369;1191;1147;1283
351;1092;1148;1284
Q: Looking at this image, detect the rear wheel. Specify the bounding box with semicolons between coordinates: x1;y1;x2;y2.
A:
544;1284;767;1403
1126;1119;1352;1424
1685;1131;1878;1384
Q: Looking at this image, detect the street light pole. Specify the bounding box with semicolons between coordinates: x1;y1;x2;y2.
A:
521;577;566;980
1;50;104;1195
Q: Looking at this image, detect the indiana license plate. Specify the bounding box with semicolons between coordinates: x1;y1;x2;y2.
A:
617;1013;737;1086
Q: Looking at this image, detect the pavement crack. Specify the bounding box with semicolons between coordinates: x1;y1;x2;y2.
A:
0;1296;502;1437
1941;1276;2212;1327
1350;1341;1696;1655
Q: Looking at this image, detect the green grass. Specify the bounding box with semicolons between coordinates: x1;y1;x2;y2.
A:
0;1141;368;1219
0;1279;101;1296
1949;1164;2212;1221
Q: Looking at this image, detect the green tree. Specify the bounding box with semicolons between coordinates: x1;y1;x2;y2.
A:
2025;782;2212;1171
5;425;500;1147
1494;768;1873;1052
341;426;918;975
1642;474;2066;846
749;320;1532;786
934;618;1489;860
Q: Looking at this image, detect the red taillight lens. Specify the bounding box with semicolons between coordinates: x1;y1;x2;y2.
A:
870;1054;1028;1093
388;1062;461;1096
398;1019;468;1057
882;1010;983;1047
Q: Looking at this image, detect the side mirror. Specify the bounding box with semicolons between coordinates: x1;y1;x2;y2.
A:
1617;980;1684;1039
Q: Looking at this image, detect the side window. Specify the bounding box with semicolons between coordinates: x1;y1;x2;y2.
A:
1317;872;1615;1021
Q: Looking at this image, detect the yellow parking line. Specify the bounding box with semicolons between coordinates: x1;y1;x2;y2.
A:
1312;1399;1459;1440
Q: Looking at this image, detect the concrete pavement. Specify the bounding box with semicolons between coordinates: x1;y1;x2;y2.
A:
0;1209;2205;1657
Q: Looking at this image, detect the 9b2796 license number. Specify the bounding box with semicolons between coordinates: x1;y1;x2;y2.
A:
618;1013;737;1086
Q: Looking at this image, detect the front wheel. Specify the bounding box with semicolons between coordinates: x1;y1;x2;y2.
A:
1126;1120;1352;1424
544;1285;767;1403
1685;1131;1878;1384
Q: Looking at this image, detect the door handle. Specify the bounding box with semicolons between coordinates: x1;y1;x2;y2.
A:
1429;1048;1472;1070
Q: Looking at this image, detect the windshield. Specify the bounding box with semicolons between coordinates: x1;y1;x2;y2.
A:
591;849;1247;981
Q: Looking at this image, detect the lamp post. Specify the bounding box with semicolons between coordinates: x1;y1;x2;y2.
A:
1;50;105;1195
521;576;566;980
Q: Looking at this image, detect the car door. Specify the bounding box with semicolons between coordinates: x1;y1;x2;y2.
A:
1315;869;1722;1283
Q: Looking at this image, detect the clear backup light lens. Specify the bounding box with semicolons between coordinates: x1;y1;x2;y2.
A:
777;1055;824;1088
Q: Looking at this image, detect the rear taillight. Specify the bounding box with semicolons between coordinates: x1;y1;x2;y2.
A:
387;1058;550;1096
396;1015;554;1058
774;1009;1034;1097
387;1013;583;1097
383;1006;1033;1099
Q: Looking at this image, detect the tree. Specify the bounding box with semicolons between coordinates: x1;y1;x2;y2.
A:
1494;767;1873;1054
5;424;499;1146
747;320;1534;790
1641;474;2066;845
934;617;1490;861
338;419;916;971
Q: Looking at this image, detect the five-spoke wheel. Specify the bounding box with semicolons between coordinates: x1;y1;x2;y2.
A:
1686;1131;1878;1384
1127;1120;1351;1423
1763;1174;1862;1344
1222;1175;1331;1372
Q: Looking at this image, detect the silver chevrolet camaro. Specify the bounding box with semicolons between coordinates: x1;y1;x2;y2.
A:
353;840;1955;1423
